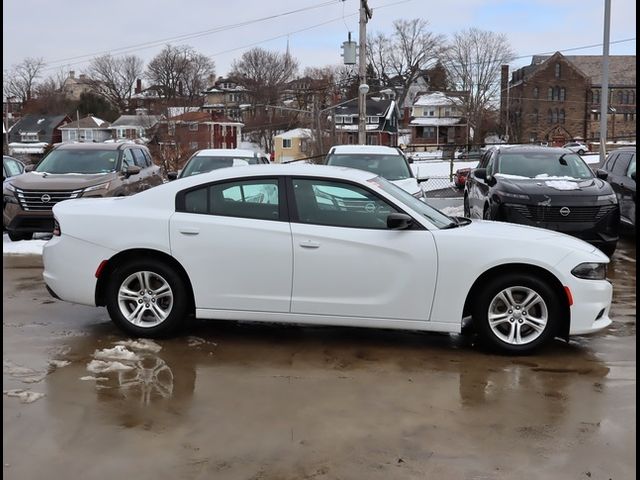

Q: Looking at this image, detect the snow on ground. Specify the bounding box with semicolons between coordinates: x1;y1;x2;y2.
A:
93;345;141;362
3;389;46;404
3;233;50;255
581;154;601;164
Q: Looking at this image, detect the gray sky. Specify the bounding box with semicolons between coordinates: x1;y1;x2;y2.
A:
3;0;636;79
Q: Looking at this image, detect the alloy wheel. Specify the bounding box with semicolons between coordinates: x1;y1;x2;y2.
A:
487;286;548;345
117;271;174;328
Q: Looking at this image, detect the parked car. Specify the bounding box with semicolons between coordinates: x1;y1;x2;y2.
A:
454;167;473;189
562;142;589;155
3;155;25;181
43;164;612;354
3;143;163;241
597;146;635;231
325;145;428;199
168;149;270;180
464;146;620;256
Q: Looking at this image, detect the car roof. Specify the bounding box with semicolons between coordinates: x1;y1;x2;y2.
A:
488;145;571;155
328;145;402;155
53;142;142;151
610;146;636;152
193;149;262;157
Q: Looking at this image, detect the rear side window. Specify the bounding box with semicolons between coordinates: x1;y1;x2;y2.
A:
121;150;135;169
181;179;279;221
627;155;636;178
604;153;618;171
611;152;632;176
142;149;154;166
132;149;149;167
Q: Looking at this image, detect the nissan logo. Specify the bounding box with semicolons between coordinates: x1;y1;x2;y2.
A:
41;194;51;203
559;207;571;217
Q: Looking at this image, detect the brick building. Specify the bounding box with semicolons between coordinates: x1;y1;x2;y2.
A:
501;52;636;145
157;111;243;152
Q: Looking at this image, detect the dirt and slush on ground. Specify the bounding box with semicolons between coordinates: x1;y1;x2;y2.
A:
2;239;636;480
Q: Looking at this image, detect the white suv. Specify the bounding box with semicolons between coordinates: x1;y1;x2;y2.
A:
562;142;589;155
325;145;427;199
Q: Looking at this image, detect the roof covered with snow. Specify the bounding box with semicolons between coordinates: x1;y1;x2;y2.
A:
410;117;464;127
109;115;161;129
413;92;465;107
274;128;313;139
59;115;110;129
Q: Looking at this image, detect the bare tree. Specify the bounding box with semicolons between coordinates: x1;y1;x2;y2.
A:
87;54;144;111
3;57;45;104
367;19;445;109
443;28;515;142
146;45;214;101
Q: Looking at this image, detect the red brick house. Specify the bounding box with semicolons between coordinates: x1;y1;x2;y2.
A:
157;111;244;152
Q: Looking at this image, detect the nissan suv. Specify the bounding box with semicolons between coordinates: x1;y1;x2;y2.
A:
3;143;163;241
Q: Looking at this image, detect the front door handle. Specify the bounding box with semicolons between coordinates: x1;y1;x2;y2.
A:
179;228;200;235
299;240;320;249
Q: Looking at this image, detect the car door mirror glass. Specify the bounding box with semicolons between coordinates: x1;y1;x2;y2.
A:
125;165;141;177
167;171;178;181
387;213;413;230
474;168;487;180
596;169;609;180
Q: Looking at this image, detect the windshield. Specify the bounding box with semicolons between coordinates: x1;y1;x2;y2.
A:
497;151;594;179
372;176;456;229
326;153;412;181
180;156;256;178
35;149;118;174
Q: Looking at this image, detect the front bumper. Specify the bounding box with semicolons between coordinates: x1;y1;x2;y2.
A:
497;202;619;249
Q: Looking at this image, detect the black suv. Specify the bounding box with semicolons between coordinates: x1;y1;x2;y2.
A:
597;146;635;232
464;145;620;256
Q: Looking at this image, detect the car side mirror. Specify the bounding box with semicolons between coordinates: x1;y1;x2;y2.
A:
387;213;413;230
596;169;608;180
25;164;35;172
167;171;178;181
474;168;487;180
124;165;141;178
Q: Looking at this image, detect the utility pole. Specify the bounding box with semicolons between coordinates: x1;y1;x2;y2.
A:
358;0;372;145
599;0;611;163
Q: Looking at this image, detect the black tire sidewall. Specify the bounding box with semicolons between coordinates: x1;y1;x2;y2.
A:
105;258;189;338
473;274;561;354
8;231;33;241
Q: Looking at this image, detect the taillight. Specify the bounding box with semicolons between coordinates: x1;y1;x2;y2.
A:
53;219;61;236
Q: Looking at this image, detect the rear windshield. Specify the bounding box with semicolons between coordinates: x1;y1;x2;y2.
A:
180;156;256;177
36;149;119;174
326;154;412;181
497;151;594;179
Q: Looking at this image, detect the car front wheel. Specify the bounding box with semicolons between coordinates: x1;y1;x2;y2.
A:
473;274;561;354
105;258;190;338
8;231;33;241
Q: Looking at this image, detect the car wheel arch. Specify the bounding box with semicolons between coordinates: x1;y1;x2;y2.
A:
95;248;195;313
462;263;570;340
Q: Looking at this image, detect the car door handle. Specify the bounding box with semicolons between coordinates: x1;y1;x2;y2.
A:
299;240;320;249
179;228;200;236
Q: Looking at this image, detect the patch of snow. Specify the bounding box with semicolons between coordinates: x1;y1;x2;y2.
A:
93;345;141;362
115;339;162;353
86;359;135;374
544;180;580;191
80;376;109;381
4;389;46;404
187;336;217;347
440;206;465;217
48;360;71;368
535;174;581;180
3;234;47;256
494;173;530;180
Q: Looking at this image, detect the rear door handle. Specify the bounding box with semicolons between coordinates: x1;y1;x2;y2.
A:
179;228;200;235
299;240;320;249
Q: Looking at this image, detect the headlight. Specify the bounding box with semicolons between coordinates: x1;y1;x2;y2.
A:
499;191;530;200
571;262;607;280
82;182;111;194
597;193;618;203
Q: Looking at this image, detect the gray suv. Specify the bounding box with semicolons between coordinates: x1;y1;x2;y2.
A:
3;143;163;241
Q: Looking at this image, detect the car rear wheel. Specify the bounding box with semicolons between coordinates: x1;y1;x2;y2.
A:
106;258;190;338
8;231;34;241
473;274;561;354
483;205;492;220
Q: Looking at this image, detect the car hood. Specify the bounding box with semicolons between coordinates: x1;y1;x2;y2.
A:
392;177;421;196
495;176;613;198
459;218;600;254
5;171;116;190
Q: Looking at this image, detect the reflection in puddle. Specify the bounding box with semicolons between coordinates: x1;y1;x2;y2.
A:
84;341;174;406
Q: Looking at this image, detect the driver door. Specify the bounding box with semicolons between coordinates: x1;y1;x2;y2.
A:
288;177;437;322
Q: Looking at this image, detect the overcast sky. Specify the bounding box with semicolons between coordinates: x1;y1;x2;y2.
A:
3;0;636;80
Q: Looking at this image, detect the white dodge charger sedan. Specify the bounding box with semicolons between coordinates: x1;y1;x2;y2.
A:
42;164;613;354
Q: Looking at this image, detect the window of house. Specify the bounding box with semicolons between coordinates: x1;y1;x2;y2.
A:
84;130;93;141
533;109;539;124
593;89;601;104
547;109;553;124
67;130;77;141
334;116;344;124
422;127;436;138
189;123;199;131
181;179;279;220
367;116;378;124
21;132;39;142
559;109;565;124
547;88;553;101
560;88;566;101
168;123;175;136
291;178;398;229
555;63;561;78
344;116;354;124
283;139;292;149
427;109;435;117
532;87;539;99
189;142;198;150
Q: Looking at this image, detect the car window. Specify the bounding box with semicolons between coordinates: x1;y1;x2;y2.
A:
132;149;148;168
496;151;593;179
121;150;135;169
35;149;118;174
325;154;412;181
627;155;636;179
486;152;497;176
604;153;618;172
141;149;153;167
611;152;632;176
292;178;398;229
182;179;279;221
4;158;23;176
478;151;491;168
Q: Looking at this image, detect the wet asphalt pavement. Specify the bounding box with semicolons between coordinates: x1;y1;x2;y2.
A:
2;238;636;480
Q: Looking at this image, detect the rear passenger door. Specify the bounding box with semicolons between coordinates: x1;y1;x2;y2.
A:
119;149;142;195
170;177;292;313
609;152;636;226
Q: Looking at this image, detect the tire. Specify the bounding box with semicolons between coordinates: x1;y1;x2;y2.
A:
105;258;190;338
8;231;33;241
463;194;471;217
483;205;492;220
472;273;561;354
